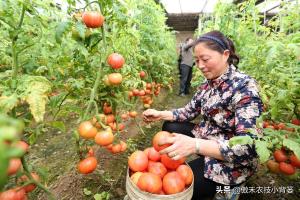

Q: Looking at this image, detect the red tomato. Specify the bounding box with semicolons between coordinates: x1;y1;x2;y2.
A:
129;111;138;118
290;154;300;168
139;71;146;78
266;160;280;174
279;162;295;175
111;144;122;154
146;83;152;90
148;147;161;162
78;157;97;174
7;158;22;176
262;121;269;128
18;173;39;193
137;172;162;194
148;161;167;179
87;147;94;157
152;131;172;151
82;11;104;28
273;149;288;162
176;165;193;186
130;171;143;185
143;147;151;157
108;73;122;85
107;53;125;69
277;123;285;130
291;118;300;126
94;129;114;146
15;141;29;153
103;103;112;114
0;188;26;200
163;171;185;195
78;121;97;139
120;141;127;152
161;154;185;170
132;89;139;96
128;151;148;172
105;114;115;124
121;113;128;121
139;90;146;96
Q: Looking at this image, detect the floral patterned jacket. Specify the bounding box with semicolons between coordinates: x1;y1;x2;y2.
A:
172;65;263;185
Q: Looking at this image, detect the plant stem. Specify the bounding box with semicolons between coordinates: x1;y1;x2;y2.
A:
12;2;26;80
83;68;102;120
21;157;56;200
134;118;145;136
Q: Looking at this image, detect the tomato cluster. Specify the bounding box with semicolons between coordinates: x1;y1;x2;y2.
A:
262;118;300;132
128;82;161;109
267;149;300;175
1;141;40;200
77;102;141;174
127;131;193;195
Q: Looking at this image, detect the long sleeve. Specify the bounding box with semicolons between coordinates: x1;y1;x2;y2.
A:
218;79;263;165
172;90;202;122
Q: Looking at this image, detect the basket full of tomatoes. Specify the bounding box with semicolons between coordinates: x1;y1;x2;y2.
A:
125;131;194;200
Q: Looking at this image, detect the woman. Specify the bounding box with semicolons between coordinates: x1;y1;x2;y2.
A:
143;30;263;199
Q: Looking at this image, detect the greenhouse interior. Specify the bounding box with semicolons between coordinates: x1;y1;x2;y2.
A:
0;0;299;199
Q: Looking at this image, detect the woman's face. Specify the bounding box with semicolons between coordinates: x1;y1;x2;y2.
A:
194;43;230;80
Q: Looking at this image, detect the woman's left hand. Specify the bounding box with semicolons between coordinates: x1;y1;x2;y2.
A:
159;133;196;160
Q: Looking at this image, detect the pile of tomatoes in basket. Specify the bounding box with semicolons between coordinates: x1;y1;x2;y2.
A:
128;131;193;195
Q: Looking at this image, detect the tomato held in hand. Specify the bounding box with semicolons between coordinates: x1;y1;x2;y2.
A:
161;154;185;170
152;131;172;151
82;11;104;28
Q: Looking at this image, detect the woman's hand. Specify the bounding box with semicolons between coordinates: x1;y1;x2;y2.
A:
142;109;161;122
159;133;196;160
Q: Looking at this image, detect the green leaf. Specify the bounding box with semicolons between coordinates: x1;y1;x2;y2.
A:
55;21;72;43
229;136;253;147
83;188;92;196
6;147;25;158
0;127;19;141
94;194;102;200
18;75;52;122
75;22;85;39
0;94;19;113
255;140;271;163
283;139;300;159
47;121;66;133
0;141;9;190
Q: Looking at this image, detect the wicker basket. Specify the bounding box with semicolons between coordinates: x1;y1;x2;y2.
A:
125;167;193;200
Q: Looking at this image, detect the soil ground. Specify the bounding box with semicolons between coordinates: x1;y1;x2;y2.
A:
26;72;299;200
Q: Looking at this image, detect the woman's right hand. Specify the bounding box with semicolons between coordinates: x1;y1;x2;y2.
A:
142;109;161;122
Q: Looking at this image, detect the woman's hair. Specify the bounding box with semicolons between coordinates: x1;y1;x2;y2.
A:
193;30;239;66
